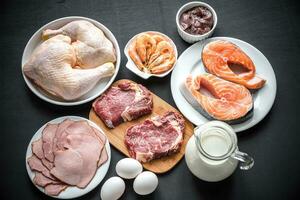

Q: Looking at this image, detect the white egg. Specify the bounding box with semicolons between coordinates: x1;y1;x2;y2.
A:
100;176;125;200
116;158;143;179
133;171;158;195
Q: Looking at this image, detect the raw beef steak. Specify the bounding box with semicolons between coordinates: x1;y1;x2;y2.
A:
92;80;153;128
125;111;185;162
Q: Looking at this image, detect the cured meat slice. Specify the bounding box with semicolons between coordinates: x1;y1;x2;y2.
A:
93;80;153;128
53;119;74;151
33;172;60;187
50;149;83;186
32;137;54;170
27;155;55;180
32;139;44;159
64;121;107;167
125;111;185;162
28;118;109;196
44;184;67;196
64;134;102;188
91;127;108;166
41;158;54;170
51;131;102;188
202;40;266;89
42;123;58;162
181;74;253;123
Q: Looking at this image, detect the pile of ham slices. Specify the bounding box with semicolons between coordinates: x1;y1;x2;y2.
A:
27;119;108;196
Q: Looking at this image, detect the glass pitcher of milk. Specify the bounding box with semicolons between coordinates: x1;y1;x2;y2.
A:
185;121;254;182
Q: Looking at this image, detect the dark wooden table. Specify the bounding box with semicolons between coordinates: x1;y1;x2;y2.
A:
1;0;299;199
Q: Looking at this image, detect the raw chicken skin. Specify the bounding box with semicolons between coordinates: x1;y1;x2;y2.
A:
23;35;115;100
42;20;116;68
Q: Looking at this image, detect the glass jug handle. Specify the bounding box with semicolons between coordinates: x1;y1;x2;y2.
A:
232;150;254;170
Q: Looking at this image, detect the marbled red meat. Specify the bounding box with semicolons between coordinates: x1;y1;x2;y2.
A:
125;111;185;162
92;81;153;128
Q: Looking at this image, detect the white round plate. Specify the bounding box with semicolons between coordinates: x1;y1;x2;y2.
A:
21;16;121;106
171;37;277;132
25;116;111;199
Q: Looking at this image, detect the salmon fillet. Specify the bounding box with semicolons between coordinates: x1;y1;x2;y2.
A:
202;40;266;89
182;74;253;123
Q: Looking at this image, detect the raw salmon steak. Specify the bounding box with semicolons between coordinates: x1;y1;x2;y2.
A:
181;74;253;124
202;40;266;89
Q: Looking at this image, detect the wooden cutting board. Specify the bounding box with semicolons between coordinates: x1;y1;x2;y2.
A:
89;79;194;174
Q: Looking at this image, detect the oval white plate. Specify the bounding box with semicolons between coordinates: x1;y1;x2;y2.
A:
21;16;121;106
171;37;277;132
25;116;111;199
124;31;178;79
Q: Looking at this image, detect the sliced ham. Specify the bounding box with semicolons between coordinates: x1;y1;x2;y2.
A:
58;121;106;167
33;172;60;187
28;118;109;196
27;155;55;180
64;134;102;188
53;119;74;151
32;138;44;159
32;137;54;170
41;158;54;170
42;123;58;162
50;149;83;186
98;148;108;167
91;127;108;166
44;184;67;196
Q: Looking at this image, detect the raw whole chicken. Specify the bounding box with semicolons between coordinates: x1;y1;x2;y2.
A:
42;20;116;69
23;35;115;100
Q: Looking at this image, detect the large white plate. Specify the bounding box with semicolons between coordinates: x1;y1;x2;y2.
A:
171;37;277;132
21;16;121;106
25;116;111;199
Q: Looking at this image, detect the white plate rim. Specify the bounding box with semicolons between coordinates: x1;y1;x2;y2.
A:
171;36;277;132
21;16;121;106
25;116;111;199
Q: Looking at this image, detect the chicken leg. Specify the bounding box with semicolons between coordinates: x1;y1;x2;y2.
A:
42;20;116;69
23;35;115;100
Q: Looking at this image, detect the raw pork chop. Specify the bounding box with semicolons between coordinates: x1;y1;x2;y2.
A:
93;80;153;128
125;111;185;162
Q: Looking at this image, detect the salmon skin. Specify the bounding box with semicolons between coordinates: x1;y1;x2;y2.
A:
202;40;266;89
181;74;253;124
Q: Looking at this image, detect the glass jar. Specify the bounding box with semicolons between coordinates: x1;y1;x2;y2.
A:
185;121;254;182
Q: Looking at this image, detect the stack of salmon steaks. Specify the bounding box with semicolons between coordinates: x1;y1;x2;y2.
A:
181;40;266;124
27;119;108;196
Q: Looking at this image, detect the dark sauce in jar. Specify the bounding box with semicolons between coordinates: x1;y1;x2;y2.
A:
180;6;214;35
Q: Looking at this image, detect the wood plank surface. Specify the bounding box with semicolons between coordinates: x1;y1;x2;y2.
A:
89;79;194;174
